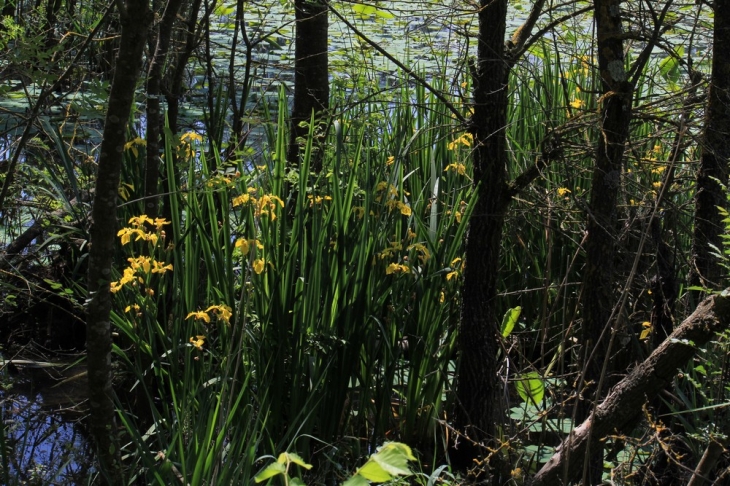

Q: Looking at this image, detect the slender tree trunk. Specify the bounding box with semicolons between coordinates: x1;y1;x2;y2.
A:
287;0;329;171
86;0;152;481
226;0;254;161
650;216;678;351
691;0;730;290
43;0;63;48
163;0;201;136
202;0;222;160
649;70;701;351
578;1;632;482
687;438;727;486
161;0;201;236
145;0;183;219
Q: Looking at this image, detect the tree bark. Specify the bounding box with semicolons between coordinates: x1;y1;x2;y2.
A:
453;1;549;476
582;0;632;390
1;0;15;21
650;217;678;351
691;0;730;290
529;294;730;486
86;0;152;482
454;0;509;450
144;0;184;219
287;0;329;171
163;0;202;136
577;1;632;481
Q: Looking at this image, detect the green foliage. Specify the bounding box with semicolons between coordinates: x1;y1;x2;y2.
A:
501;306;521;338
255;452;313;485
711;180;730;281
343;442;416;485
351;4;395;20
255;442;416;486
514;371;545;407
1;1;724;483
105;74;473;482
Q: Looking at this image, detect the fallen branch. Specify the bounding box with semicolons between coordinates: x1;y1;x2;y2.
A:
0;193;90;272
529;294;730;486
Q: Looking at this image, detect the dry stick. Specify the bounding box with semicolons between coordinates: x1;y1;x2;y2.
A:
529;294;730;486
0;3;114;215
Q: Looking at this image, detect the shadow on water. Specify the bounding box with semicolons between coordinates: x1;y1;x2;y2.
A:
1;358;95;485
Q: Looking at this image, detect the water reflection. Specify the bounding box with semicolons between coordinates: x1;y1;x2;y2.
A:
2;365;93;485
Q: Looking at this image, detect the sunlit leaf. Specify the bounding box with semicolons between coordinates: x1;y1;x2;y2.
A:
254;461;286;482
516;371;544;406
342;475;370;486
501;306;521;338
282;452;312;470
352;442;416;483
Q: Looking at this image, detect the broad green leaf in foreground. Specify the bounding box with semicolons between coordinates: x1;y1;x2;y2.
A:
344;442;416;485
254;461;286;483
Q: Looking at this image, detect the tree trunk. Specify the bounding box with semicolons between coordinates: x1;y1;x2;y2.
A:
1;0;14;21
86;0;151;482
578;0;632;481
287;0;329;171
226;0;254;161
163;0;202;136
529;294;730;486
687;438;727;486
452;1;549;476
454;0;508;447
691;0;730;290
43;0;63;49
145;0;183;219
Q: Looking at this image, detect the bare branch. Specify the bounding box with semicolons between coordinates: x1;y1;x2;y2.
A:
327;4;466;124
529;295;730;486
509;0;546;53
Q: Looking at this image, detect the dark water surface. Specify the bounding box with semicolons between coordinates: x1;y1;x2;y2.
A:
1;361;94;485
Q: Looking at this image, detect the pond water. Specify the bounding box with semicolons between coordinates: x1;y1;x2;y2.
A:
1;360;93;484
